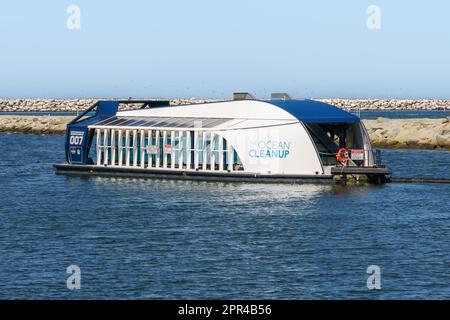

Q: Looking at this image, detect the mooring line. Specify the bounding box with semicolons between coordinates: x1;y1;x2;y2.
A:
391;178;450;184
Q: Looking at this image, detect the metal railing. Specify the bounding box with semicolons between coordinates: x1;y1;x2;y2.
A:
320;148;382;167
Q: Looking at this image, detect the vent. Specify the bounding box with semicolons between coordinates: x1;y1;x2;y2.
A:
271;93;292;100
233;92;256;100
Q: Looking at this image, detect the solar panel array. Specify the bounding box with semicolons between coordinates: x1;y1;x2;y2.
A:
92;116;231;129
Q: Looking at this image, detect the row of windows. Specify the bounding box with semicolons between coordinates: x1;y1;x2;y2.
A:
94;116;231;129
91;128;244;171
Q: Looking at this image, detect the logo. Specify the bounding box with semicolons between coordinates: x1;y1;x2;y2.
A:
66;265;81;290
367;265;381;290
69;131;84;146
248;140;291;159
147;145;158;154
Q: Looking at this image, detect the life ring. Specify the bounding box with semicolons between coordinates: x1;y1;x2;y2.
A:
336;148;349;164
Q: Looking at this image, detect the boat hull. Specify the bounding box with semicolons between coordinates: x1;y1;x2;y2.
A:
54;164;333;184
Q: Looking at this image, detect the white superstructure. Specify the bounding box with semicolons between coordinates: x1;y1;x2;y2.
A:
59;95;391;183
89;100;324;175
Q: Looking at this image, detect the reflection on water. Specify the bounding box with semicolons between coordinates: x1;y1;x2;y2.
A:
382;148;450;179
88;176;381;213
86;176;332;216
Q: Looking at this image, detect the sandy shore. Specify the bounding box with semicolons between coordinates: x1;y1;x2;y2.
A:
1;115;449;150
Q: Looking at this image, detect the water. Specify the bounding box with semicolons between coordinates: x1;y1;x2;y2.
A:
356;110;450;119
0;133;449;299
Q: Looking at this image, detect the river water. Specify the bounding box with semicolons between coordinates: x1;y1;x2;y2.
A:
0;133;449;299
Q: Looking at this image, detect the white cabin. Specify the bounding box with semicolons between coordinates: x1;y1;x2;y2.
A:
58;95;391;183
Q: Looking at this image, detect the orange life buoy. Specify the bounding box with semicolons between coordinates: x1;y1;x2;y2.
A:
336;148;349;164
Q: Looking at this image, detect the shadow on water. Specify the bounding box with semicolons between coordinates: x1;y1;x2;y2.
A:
64;174;385;198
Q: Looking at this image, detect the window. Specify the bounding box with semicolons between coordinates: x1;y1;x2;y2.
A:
90;128;244;172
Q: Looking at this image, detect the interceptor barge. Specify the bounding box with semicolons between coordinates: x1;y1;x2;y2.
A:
54;93;391;184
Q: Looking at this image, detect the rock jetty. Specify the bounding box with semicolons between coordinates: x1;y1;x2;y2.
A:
0;116;73;134
1;115;449;151
0;98;217;113
364;117;450;150
317;99;450;111
0;98;449;112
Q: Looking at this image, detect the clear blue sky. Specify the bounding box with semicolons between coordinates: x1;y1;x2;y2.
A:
0;0;449;99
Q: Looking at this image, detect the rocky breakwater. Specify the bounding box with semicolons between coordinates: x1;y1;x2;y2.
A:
317;99;450;110
0;116;73;134
1;115;449;151
0;98;217;112
0;99;96;112
1;98;450;112
364;117;450;150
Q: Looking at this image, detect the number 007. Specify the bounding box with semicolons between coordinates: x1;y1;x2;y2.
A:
70;135;84;145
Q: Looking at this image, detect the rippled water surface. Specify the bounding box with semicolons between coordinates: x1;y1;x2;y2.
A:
358;110;450;119
0;133;449;299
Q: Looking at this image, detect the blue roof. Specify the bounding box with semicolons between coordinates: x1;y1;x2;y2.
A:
267;99;360;123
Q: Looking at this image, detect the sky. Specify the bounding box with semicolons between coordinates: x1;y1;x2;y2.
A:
0;0;449;99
